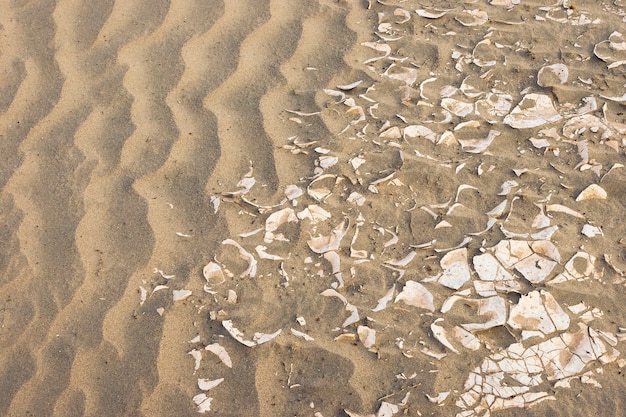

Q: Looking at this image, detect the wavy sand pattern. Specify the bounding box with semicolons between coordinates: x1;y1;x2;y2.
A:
1;1;625;417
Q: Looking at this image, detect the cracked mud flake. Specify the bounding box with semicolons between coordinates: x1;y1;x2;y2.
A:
177;1;626;416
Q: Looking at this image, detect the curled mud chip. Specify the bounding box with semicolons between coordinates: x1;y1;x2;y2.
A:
221;320;281;347
537;63;568;87
575;184;607;201
395;280;434;311
504;94;562;129
203;262;225;286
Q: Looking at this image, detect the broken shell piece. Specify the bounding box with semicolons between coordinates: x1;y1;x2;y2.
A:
438;248;471;290
581;224;603;237
461;296;507;331
452;326;481;351
203;262;225;286
415;9;448;19
427;391;451;404
291;328;314;341
222;239;257;278
198;378;224;391
594;32;626;68
264;208;298;243
373;286;395;312
205;343;232;368
537;64;568;87
357;325;377;350
457;130;500;153
173;289;192;301
193;394;213;413
255;245;285;261
455;9;488;26
508;291;570;338
321;289;360;327
514;253;557;284
297;205;331;224
285;184;303;201
575;184;607;201
222;320;281;347
395;281;435;312
504;94;562;129
308;219;349;254
431;319;459;354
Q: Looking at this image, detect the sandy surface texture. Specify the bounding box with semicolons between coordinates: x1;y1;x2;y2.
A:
1;1;625;416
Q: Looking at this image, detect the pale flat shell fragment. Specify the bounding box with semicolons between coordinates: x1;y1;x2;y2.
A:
457;130;501;153
253;329;282;345
297;205;331;224
222;239;257;278
537;64;568;87
441;98;474;117
395;281;435;311
193;394;213;413
546;204;585;219
581;224;603;237
255;245;285;261
373;286;395;312
198;378;224;391
514;253;557;284
222;320;256;347
504;94;562;129
415;9;448;19
205;343;232;368
385;250;416;268
308;219;349;254
376;402;399;417
438;248;471;290
347;192;366;206
461;296;507;331
575;184;607;201
357;325;377;349
203;262;225;286
291;328;314;341
173;289;192;301
337;80;363;90
285;184;303;201
455;9;488;26
431;319;459;353
188;349;202;371
473;253;513;282
508;291;569;336
452;326;481;350
403;125;436;142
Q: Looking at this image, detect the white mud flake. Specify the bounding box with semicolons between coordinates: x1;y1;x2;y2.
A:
504;94;562;129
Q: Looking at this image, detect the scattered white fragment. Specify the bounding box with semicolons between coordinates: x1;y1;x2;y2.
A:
438;248;471;290
193;394;213;413
198;378;224;391
222;239;257;278
205;343;232;368
189;349;202;371
581;224;603;237
222;320;281;347
537;64;568;87
308;219;349;254
431;319;459;354
504;94;562;129
173;289;192;302
357;325;377;350
291;328;314;341
373;286;395;312
395;281;435;312
264;208;298;243
575;184;607;201
203;262;225;286
255;245;285;261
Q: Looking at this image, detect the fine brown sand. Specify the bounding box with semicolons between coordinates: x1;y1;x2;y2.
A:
1;1;625;417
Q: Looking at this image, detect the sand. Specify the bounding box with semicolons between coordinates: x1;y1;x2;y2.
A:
0;1;625;416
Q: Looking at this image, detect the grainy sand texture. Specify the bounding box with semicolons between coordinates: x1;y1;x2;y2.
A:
1;1;626;417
